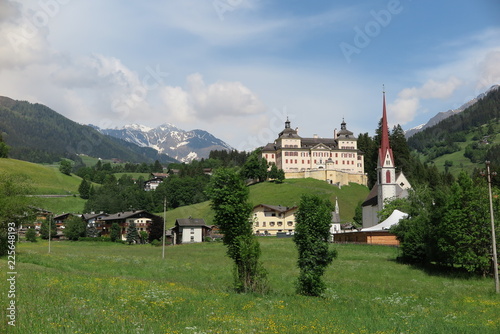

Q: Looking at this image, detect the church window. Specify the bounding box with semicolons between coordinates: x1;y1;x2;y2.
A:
386;170;391;183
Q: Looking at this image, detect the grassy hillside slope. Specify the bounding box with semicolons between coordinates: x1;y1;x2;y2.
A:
0;158;86;213
430;123;500;176
0;158;81;194
165;178;369;228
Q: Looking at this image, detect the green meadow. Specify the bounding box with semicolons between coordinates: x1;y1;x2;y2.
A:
2;239;499;333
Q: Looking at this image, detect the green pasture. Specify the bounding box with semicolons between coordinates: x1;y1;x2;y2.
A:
0;158;81;195
1;239;498;333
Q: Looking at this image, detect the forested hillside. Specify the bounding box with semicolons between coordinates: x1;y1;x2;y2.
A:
0;96;177;164
407;87;500;168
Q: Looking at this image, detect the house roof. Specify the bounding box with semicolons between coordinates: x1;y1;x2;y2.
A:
362;184;379;207
151;173;169;178
253;204;298;213
361;209;408;232
82;213;107;221
175;218;207;227
53;213;73;220
99;210;157;221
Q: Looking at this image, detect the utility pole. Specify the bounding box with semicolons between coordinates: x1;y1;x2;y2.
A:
162;197;166;260
484;161;499;293
48;215;51;254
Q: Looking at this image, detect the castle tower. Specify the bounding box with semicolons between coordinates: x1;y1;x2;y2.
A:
377;91;397;212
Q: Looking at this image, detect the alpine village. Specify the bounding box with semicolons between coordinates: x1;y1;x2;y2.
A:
1;85;500;332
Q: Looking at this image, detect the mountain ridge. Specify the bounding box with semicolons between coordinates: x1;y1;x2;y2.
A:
405;84;500;138
94;123;233;162
0;96;178;165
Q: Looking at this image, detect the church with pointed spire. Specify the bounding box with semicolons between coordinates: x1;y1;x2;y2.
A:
261;118;367;186
361;91;412;228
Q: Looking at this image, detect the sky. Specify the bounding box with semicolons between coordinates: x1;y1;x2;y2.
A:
0;0;499;152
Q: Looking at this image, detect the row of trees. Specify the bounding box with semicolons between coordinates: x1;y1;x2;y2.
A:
208;168;334;296
388;171;499;275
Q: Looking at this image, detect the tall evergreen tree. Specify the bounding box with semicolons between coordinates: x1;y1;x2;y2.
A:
293;194;337;296
126;221;138;244
110;222;121;242
78;178;91;199
207;168;268;293
0;133;10;158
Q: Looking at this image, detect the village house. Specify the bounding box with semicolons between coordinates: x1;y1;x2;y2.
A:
172;218;211;244
262;118;367;187
144;173;169;191
95;210;160;240
252;204;298;236
52;212;76;239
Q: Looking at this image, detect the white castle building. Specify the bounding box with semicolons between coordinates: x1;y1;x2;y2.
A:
261;118;367;186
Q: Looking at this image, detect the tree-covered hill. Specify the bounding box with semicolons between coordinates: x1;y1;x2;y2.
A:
407;86;500;173
0;96;177;164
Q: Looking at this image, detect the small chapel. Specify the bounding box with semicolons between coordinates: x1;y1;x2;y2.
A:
361;91;412;229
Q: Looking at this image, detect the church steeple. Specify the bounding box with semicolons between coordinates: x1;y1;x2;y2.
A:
379;90;394;167
377;89;397;212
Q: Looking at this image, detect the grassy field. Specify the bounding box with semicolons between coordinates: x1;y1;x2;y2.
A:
1;239;499;333
0;158;82;195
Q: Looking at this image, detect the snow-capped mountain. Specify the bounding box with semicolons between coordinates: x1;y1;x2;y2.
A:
405;84;500;138
94;123;233;162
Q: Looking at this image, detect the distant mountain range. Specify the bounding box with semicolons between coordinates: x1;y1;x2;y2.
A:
93;123;233;162
0;96;178;164
405;85;500;138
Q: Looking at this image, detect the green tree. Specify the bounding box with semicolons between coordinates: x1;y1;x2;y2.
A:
240;150;268;182
390;186;437;264
64;216;87;241
434;172;493;274
78;178;91;199
207;168;268;293
153;160;163;173
377;197;410;223
127;222;138;244
268;163;279;180
59;159;72;175
139;230;148;244
0;173;33;255
0;133;10;158
40;217;57;240
25;228;37;242
110;222;121;242
86;223;98;238
293;194;337;296
352;201;363;227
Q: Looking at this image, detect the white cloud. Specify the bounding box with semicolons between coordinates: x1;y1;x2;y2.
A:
160;73;266;124
476;50;500;90
389;77;463;125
